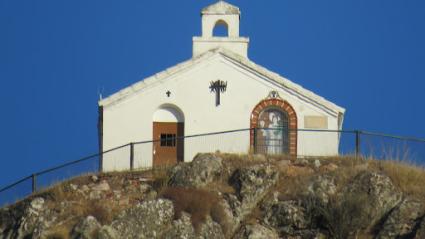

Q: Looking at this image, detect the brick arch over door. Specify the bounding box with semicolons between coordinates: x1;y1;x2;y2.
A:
250;98;298;156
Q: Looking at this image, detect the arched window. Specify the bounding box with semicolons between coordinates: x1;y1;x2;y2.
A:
213;20;229;37
256;108;289;155
250;98;297;156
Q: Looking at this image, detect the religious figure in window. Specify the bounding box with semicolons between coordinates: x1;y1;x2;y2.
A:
257;108;289;155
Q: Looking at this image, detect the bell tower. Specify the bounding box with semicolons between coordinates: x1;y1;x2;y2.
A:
193;1;250;58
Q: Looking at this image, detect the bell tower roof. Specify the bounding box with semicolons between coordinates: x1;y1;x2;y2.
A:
202;1;240;15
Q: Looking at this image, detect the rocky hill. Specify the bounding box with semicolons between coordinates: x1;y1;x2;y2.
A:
1;154;425;239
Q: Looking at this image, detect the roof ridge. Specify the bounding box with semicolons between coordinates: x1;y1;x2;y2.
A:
202;1;240;15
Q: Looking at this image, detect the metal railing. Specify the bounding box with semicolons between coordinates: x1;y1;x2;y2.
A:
1;128;424;207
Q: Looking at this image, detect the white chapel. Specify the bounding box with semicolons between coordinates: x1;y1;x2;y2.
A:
98;1;346;171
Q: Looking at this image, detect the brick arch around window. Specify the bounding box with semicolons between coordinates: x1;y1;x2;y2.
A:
250;98;298;156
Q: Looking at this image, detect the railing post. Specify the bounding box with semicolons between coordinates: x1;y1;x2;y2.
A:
98;105;104;173
99;153;103;173
130;143;134;171
32;174;37;193
253;128;257;154
355;130;361;158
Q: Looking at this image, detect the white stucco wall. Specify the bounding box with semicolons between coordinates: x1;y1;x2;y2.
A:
100;54;342;172
193;37;249;58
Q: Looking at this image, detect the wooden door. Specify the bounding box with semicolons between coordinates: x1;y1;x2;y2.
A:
153;122;184;167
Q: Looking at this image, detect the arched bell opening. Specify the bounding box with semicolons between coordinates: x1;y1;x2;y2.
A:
213;19;229;37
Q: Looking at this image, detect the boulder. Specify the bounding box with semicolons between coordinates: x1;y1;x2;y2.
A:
234;224;279;239
308;175;337;204
91;175;99;182
163;213;225;239
230;164;279;217
110;199;174;239
0;197;56;239
314;160;321;169
69;183;78;191
71;216;101;239
376;199;423;239
163;213;195;239
169;154;223;188
197;216;225;239
263;200;308;235
344;171;402;229
91;180;111;191
97;226;119;239
30;197;45;211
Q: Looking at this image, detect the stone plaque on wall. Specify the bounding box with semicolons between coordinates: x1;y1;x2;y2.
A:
304;116;328;129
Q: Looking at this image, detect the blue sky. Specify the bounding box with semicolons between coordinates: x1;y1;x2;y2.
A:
0;0;424;187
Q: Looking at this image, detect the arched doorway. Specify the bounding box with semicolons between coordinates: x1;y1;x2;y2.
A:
251;98;297;156
153;105;185;166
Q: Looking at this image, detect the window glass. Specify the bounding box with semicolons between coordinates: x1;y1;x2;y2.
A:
160;134;167;146
160;134;176;147
256;108;289;154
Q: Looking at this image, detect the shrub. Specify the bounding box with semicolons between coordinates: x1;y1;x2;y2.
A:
151;167;171;191
302;191;370;239
160;187;228;233
82;201;114;225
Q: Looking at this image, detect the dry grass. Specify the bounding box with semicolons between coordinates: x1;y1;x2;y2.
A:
369;160;425;203
243;206;263;225
44;224;71;239
159;187;229;234
83;201;114;225
318;155;365;168
206;181;236;195
45;183;114;223
270;156;425;238
328;164;368;193
276;174;313;201
150;167;170;192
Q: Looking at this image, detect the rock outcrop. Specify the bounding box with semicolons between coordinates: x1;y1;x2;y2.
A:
72;216;101;239
169;153;224;188
110;199;174;239
376;199;423;239
1;154;424;239
230;163;279;217
344;171;403;229
234;224;279;239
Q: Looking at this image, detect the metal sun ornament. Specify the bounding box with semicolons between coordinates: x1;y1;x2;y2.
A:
209;80;228;106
